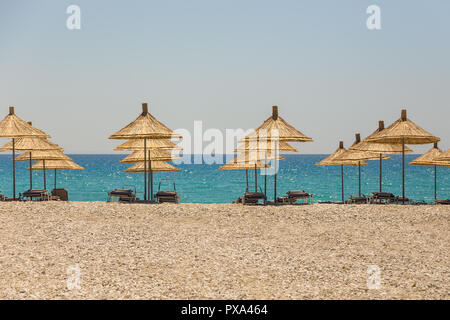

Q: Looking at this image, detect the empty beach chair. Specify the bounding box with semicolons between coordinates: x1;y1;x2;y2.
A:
107;186;137;203
435;199;450;205
52;188;68;201
369;192;396;204
283;190;313;204
155;179;180;204
347;195;368;204
20;189;50;201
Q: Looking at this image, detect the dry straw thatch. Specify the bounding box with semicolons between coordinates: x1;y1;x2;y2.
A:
434;149;450;162
125;161;179;173
336;134;390;161
234;140;298;153
0;107;50;138
366;110;439;145
409;143;445;166
29;159;84;170
114;138;182;151
0;137;62;152
15;149;71;161
240;106;313;142
120;150;181;163
109;103;182;140
351;121;413;154
315;141;368;166
220;160;271;170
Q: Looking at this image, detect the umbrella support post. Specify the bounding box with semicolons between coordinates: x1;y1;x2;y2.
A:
245;169;248;191
29;151;33;190
434;165;437;201
358;161;361;197
144;138;147;201
54;169;57;190
254;164;257;193
341;165;344;203
43;159;46;191
264;153;267;197
148;149;153;202
402;139;405;204
379;153;382;192
12;138;15;200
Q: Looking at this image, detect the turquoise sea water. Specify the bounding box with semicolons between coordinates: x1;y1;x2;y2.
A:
0;154;449;203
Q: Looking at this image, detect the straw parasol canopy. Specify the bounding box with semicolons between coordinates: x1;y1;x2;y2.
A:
109;103;181;140
0;107;50;139
120;149;181;163
240;106;313;142
29;159;84;170
409;143;449;201
351;121;413;154
336;134;390;196
219;160;271;170
315;141;367;203
15;149;70;161
125;161;179;173
28;159;84;190
237;106;313;201
109;103;182;201
433;149;450;162
114;138;182;151
234;140;298;153
366;109;440;202
0;137;63;152
0;108;51;199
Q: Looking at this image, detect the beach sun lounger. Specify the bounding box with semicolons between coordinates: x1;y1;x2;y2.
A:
52;188;68;201
277;190;313;205
347;195;369;204
20;189;51;201
435;199;450;205
155;179;180;204
107;186;138;203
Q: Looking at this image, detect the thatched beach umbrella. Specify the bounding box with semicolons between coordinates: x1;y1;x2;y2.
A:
114;138;182;151
0;136;63;190
336;133;390;196
220;157;272;192
109;103;182;201
0;108;50;198
434;149;450;162
316;141;368;202
125;161;179;173
29;159;84;189
234;140;296;195
240;106;313;202
343;121;413;192
15;148;68;190
120;149;181;163
409;143;449;201
227;150;284;193
367;109;440;203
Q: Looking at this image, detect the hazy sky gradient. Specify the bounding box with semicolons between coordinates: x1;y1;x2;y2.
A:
1;0;449;153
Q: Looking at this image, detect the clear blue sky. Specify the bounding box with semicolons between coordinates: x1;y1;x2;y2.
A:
0;0;449;153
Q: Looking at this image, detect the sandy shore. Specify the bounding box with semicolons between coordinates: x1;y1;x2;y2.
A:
0;202;448;299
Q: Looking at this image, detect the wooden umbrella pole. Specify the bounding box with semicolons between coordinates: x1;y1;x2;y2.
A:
254;163;257;192
148;149;153;202
434;165;437;201
29;151;32;190
43;159;46;190
264;152;267;196
12;138;15;199
54;169;57;189
402;138;405;204
379;153;383;192
358;161;361;197
245;169;248;191
341;165;344;203
144;138;147;201
274;141;278;204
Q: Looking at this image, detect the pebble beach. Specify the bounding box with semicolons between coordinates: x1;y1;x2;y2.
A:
0;202;448;300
